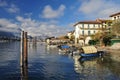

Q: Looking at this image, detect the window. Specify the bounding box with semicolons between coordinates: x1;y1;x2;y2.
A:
82;24;84;28
88;24;90;29
93;24;95;28
98;24;100;28
88;30;91;35
117;16;119;19
82;30;84;35
114;17;116;20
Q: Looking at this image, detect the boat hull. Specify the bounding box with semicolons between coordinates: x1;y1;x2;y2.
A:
80;53;100;57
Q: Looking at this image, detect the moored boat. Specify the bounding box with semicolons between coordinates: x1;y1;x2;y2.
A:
80;53;100;57
80;46;104;57
58;45;70;53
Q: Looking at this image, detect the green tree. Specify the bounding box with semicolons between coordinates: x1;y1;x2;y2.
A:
93;31;105;46
111;20;120;38
102;34;112;46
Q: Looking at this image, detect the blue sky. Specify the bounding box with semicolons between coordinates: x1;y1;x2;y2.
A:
0;0;120;36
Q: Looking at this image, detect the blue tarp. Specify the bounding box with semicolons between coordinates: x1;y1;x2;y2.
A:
61;45;70;49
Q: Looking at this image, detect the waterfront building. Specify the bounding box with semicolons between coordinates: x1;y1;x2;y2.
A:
107;12;120;34
73;12;120;45
109;12;120;20
74;19;105;45
46;36;70;45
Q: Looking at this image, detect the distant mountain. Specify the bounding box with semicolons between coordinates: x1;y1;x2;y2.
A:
0;28;21;39
0;31;15;38
33;35;50;41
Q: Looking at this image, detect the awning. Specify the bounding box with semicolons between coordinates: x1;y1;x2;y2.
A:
82;46;97;54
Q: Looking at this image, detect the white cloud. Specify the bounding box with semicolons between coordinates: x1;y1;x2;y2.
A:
41;4;66;19
0;0;20;13
0;18;18;28
6;4;20;13
0;18;20;33
16;16;70;37
0;0;20;14
79;0;120;19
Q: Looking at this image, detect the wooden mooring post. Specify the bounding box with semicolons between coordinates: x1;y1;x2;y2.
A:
24;32;28;64
20;31;28;80
20;31;28;67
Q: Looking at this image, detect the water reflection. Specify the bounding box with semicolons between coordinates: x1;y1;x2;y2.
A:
45;44;58;54
0;42;20;80
73;55;120;80
21;62;28;80
1;42;120;80
27;42;78;80
97;55;120;77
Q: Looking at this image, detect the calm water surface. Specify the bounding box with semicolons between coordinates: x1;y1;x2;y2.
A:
0;41;120;80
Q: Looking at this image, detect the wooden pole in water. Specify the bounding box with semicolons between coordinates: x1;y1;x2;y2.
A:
24;32;28;64
20;31;28;80
20;31;28;66
20;31;24;67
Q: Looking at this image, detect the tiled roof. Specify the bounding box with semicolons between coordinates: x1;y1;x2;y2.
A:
109;12;120;17
96;19;112;23
79;21;101;24
74;20;101;26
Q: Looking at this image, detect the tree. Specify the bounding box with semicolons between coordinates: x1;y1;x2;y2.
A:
111;20;120;38
92;31;105;45
102;34;112;46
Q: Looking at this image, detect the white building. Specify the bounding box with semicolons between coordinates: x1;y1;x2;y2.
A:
74;20;105;45
73;12;120;45
109;12;120;20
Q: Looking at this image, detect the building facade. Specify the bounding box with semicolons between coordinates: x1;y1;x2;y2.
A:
74;12;120;45
74;20;103;44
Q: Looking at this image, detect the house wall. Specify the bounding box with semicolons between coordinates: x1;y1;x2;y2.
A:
75;23;102;36
67;33;71;39
75;25;80;38
74;23;102;44
111;14;120;20
75;25;81;44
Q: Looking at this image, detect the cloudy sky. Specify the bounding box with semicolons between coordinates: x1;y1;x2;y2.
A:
0;0;120;36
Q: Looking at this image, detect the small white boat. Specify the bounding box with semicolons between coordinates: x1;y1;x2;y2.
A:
47;44;58;48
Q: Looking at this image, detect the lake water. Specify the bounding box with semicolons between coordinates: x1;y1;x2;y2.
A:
0;41;120;80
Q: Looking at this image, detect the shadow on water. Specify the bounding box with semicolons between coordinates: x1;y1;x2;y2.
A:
73;54;120;80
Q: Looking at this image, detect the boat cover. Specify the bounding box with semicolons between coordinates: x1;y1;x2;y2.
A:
61;45;70;49
82;46;97;54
